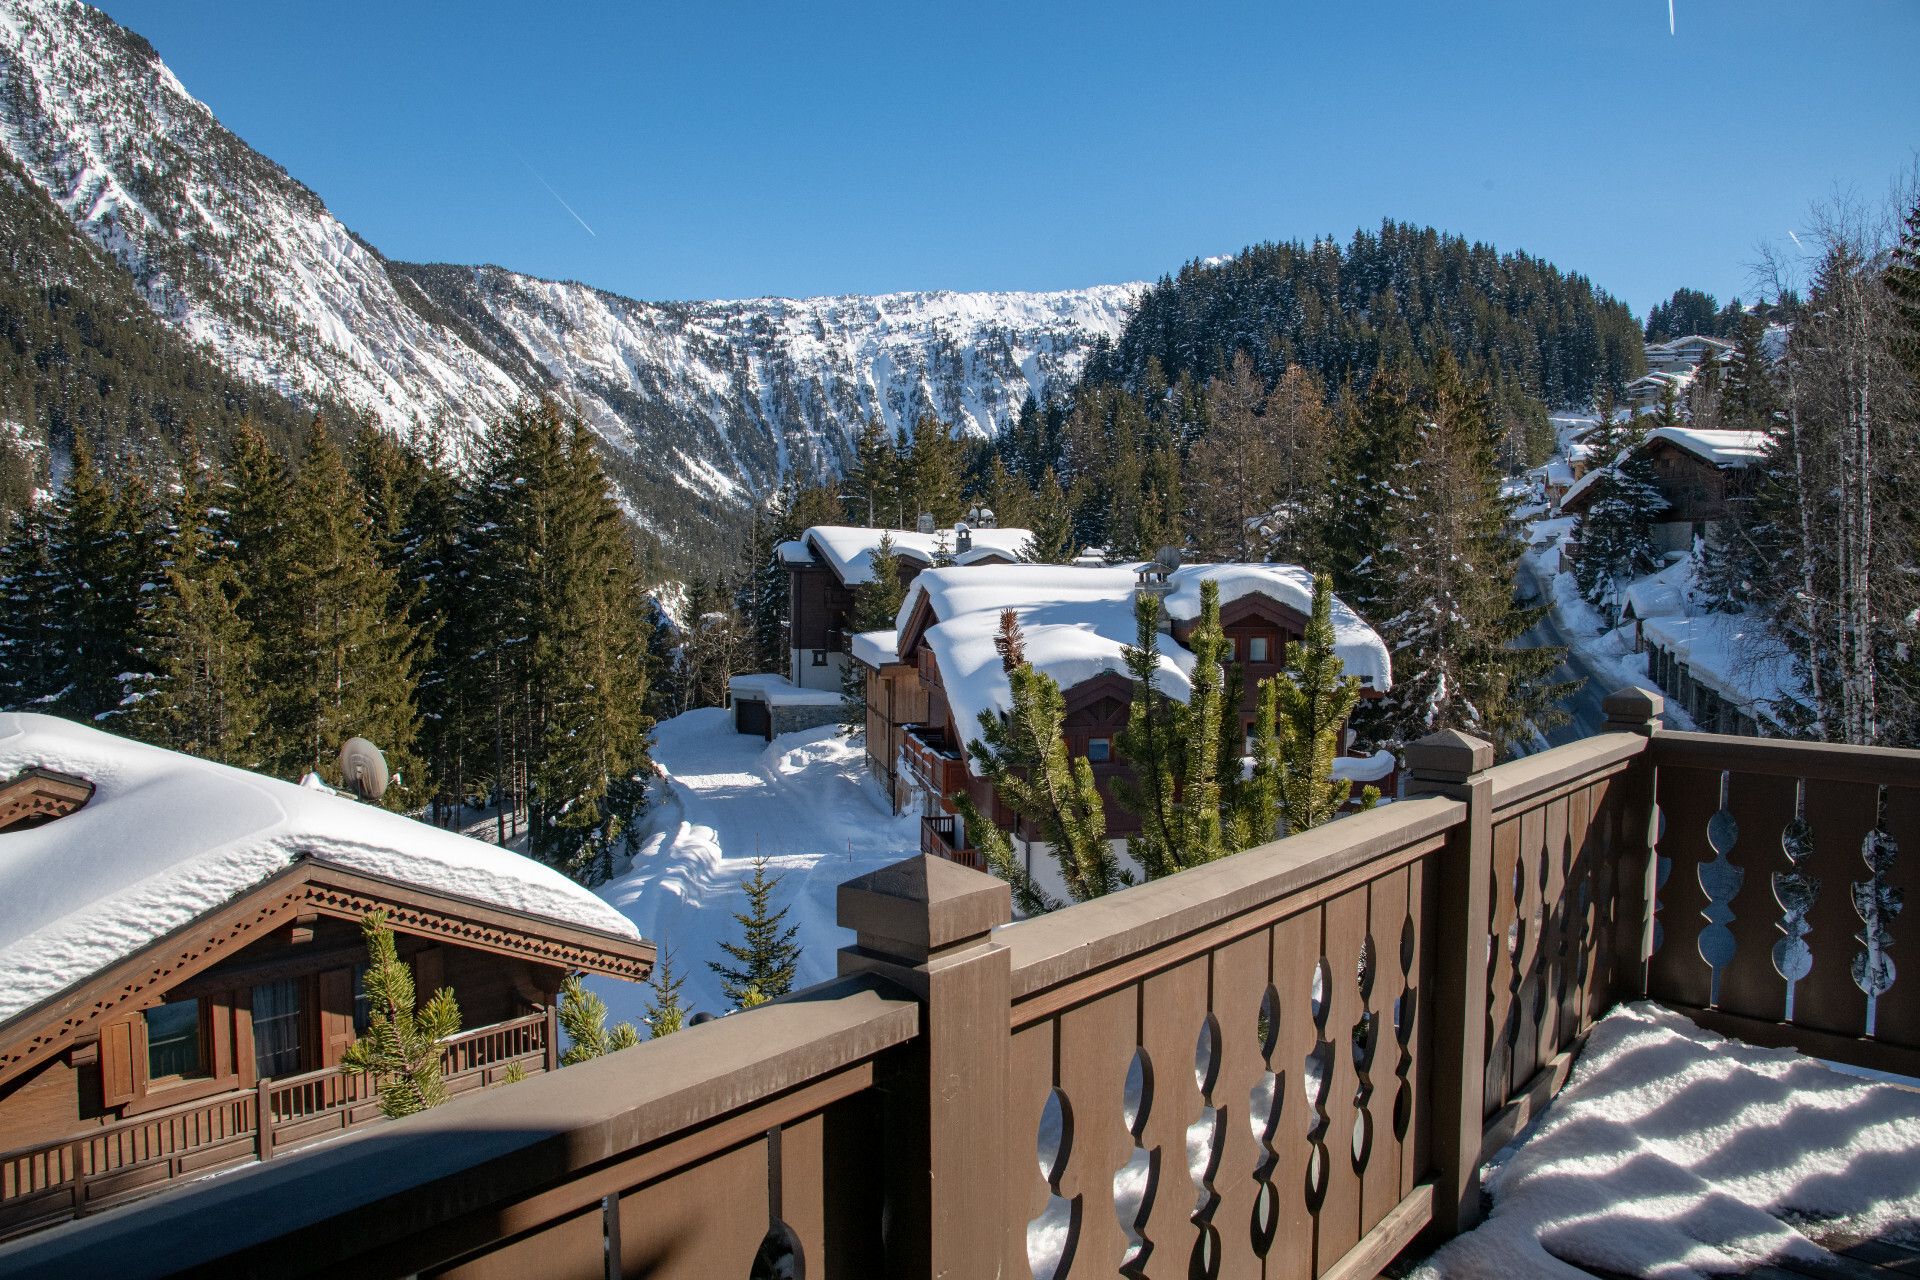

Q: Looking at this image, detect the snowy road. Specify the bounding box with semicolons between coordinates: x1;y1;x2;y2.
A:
587;710;918;1028
1518;558;1613;744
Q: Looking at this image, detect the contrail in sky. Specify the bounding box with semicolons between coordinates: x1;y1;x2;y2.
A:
1788;229;1805;250
527;165;596;238
1669;1;1675;35
505;142;596;238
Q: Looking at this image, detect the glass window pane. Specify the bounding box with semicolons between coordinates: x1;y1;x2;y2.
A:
1251;637;1269;662
1086;738;1111;763
352;963;371;1036
252;979;304;1080
144;1000;204;1080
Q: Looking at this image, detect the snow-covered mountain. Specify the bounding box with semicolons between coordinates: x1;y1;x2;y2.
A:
0;0;1140;550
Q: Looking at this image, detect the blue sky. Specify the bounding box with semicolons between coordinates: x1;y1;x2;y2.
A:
95;1;1918;315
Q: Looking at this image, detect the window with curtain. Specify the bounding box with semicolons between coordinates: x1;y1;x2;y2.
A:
251;979;304;1079
143;999;205;1080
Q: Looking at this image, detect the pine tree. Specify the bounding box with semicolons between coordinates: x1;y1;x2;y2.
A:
340;911;462;1119
1573;416;1665;624
961;611;1124;903
843;417;899;527
1188;353;1278;560
1327;367;1423;601
463;403;655;879
557;974;639;1064
40;436;158;723
221;422;302;773
644;948;688;1038
135;455;264;764
282;422;423;797
710;857;801;1007
1269;575;1365;835
1022;468;1076;563
0;512;59;711
841;532;906;734
904;418;967;527
1112;592;1182;876
1362;351;1572;752
1167;579;1227;867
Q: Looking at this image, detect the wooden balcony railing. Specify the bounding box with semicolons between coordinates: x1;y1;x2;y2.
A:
11;688;1919;1279
920;813;981;870
902;724;969;798
0;1009;553;1239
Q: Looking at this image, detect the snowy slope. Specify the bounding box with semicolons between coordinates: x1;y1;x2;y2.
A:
587;710;918;1026
0;0;1140;550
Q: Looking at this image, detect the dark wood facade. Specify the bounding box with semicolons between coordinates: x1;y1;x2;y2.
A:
0;857;653;1225
1563;437;1753;525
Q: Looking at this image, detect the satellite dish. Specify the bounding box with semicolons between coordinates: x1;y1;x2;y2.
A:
338;738;390;803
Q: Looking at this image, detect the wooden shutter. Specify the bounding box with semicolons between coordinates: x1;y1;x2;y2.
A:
318;967;355;1065
98;1017;138;1108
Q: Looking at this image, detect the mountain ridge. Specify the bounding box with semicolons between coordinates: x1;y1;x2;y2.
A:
0;0;1139;562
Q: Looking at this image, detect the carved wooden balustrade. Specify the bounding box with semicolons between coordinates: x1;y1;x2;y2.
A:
0;1010;555;1238
5;688;1915;1279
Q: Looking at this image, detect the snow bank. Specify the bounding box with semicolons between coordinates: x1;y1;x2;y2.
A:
0;713;640;1024
588;712;917;1024
1418;1003;1920;1279
801;524;1034;585
899;564;1390;774
1642;612;1799;715
1331;749;1397;783
727;674;842;707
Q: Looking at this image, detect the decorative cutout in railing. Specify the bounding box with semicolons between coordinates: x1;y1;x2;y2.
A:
1249;985;1282;1258
1029;1088;1076;1280
1187;1014;1224;1278
1772;796;1819;1021
1113;1048;1152;1272
1351;934;1377;1176
1853;824;1902;1037
1697;773;1745;1007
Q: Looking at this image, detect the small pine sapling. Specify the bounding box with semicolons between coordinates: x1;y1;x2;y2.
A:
710;857;802;1007
340;911;461;1118
558;973;640;1065
644;948;688;1038
1270;574;1367;835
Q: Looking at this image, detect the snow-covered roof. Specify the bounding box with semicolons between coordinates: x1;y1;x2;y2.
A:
849;629;900;668
897;564;1391;775
0;714;642;1024
799;524;1034;585
1645;334;1736;355
727;674;844;707
1543;460;1574;488
1622;555;1694;620
1645;427;1770;468
775;539;812;566
1641;613;1799;716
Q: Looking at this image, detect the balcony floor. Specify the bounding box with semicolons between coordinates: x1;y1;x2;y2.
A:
1407;1003;1920;1280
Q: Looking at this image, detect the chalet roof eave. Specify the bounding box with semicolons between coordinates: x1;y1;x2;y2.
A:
0;859;655;1091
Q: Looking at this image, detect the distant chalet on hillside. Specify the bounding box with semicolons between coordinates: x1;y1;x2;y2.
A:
1561;426;1768;554
730;522;1033;739
850;563;1394;900
0;714;654;1238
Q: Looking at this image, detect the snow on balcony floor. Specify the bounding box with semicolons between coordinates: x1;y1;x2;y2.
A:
1416;1002;1920;1280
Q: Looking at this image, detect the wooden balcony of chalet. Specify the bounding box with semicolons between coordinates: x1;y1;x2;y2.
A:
919;812;981;871
900;722;969;797
8;688;1919;1279
0;1009;555;1241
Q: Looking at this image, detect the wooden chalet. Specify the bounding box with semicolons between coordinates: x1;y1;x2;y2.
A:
770;522;1033;695
1559;426;1769;554
0;714;653;1237
852;563;1395;901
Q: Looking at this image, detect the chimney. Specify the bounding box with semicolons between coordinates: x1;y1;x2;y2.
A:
955;522;973;555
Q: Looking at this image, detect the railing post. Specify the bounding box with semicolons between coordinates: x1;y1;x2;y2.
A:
1603;686;1664;1004
1405;727;1495;1237
837;854;1012;1280
254;1077;273;1162
544;1003;560;1074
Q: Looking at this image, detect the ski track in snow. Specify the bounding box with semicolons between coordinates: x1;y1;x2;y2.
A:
586;709;918;1028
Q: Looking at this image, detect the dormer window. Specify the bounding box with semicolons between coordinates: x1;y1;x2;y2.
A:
0;768;94;833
